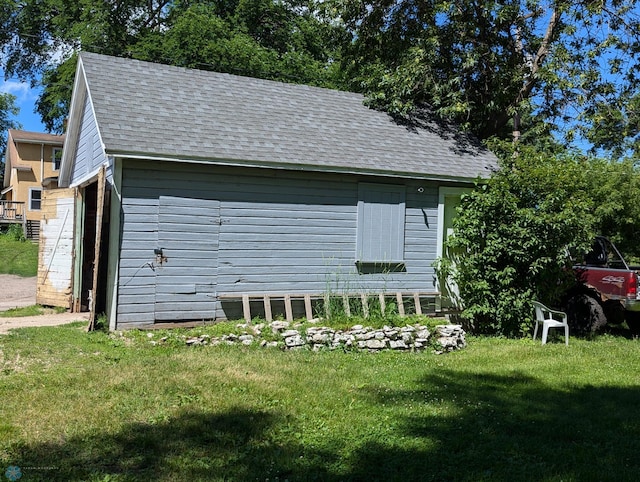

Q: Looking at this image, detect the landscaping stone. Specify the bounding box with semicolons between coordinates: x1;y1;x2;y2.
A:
384;329;399;338
434;324;467;353
389;339;407;350
365;339;387;350
181;320;467;353
270;321;290;333
284;334;305;348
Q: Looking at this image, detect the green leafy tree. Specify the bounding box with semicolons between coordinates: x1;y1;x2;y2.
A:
0;92;20;185
131;2;346;86
585;159;640;260
446;143;596;336
336;1;640;154
1;0;173;131
0;0;347;132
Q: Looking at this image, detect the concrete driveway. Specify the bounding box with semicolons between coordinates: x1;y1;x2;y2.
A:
0;274;89;334
0;274;36;311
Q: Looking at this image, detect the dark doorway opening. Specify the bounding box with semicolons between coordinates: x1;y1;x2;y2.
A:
79;181;110;314
80;182;97;311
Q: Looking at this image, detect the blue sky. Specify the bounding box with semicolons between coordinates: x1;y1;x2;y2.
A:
0;70;47;133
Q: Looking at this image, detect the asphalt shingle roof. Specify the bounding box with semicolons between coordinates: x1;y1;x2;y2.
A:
80;52;497;180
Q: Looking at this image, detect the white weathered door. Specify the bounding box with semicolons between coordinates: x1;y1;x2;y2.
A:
36;188;76;308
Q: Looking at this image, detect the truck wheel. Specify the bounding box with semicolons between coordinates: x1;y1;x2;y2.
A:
603;300;625;325
626;311;640;337
566;294;607;336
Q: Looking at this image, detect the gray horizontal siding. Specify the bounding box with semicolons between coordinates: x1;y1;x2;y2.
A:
116;184;158;326
217;175;357;294
115;160;442;326
70;94;109;186
402;187;439;293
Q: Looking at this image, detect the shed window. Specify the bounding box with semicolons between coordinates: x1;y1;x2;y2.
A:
29;188;42;211
356;183;406;263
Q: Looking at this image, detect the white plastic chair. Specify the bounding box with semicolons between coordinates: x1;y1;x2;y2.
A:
532;301;569;345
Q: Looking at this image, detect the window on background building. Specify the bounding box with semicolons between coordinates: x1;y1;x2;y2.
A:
29;188;42;211
356;183;406;263
52;148;63;171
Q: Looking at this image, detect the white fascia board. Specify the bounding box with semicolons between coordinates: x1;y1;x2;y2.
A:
67;160;112;189
60;55;109;189
59;58;87;188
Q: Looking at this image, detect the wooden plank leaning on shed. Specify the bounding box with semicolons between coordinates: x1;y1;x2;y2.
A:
218;292;441;323
88;167;107;331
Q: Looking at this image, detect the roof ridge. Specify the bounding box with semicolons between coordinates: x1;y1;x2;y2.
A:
79;51;358;99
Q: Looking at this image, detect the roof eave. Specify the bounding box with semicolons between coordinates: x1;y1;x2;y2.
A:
107;150;492;184
11;138;65;146
8;129;64;145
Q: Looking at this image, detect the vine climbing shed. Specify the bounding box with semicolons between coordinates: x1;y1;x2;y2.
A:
58;52;497;330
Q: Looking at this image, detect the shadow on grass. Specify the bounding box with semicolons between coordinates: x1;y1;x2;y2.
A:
353;370;640;481
6;373;640;481
6;408;328;481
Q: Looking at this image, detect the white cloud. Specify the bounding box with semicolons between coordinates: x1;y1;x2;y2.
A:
0;79;35;101
0;73;46;132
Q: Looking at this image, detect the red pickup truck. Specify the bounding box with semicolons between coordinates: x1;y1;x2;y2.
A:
566;236;640;335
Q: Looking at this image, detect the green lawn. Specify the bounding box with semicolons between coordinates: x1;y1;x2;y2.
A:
1;323;639;481
0;305;66;318
0;233;38;277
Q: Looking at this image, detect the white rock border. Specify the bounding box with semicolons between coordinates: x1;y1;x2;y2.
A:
180;321;466;353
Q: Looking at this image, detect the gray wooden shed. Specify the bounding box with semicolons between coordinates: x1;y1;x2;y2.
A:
59;52;497;330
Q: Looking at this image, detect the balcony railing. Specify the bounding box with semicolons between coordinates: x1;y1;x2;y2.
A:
0;201;26;222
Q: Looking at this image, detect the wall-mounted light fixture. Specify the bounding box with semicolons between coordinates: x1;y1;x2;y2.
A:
154;248;168;265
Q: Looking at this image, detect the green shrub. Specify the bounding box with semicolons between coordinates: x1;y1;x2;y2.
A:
2;223;25;241
445;143;596;336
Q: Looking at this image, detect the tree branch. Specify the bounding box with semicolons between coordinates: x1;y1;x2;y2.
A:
521;5;560;101
489;5;562;138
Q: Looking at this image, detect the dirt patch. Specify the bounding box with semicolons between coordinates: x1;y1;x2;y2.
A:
0;274;89;334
